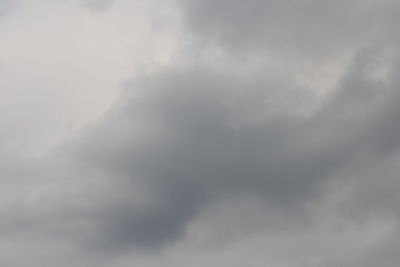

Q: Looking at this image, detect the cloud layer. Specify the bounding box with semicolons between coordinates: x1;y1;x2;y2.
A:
1;0;400;266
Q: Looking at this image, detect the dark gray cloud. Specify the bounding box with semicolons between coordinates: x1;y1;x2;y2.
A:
3;44;399;264
60;42;400;252
2;0;400;266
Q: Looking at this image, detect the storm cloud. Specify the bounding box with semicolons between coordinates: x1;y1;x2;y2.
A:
1;0;400;266
66;41;400;249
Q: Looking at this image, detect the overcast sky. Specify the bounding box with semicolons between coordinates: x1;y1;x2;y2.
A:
1;0;400;266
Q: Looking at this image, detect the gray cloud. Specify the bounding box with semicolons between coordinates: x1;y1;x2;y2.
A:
1;0;400;266
0;0;14;17
82;0;115;11
61;42;400;252
3;44;399;265
180;0;400;59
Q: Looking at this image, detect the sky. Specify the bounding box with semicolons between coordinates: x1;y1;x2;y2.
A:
1;0;400;266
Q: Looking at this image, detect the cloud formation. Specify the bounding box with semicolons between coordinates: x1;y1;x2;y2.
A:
68;41;400;250
1;0;400;266
180;0;400;57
